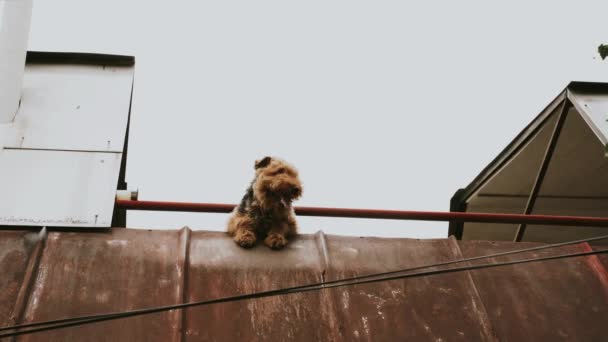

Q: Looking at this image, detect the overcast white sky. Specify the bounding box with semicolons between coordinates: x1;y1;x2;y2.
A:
28;1;607;238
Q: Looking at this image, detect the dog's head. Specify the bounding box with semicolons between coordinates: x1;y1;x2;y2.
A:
252;156;302;208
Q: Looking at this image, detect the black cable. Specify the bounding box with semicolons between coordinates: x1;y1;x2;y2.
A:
1;247;607;339
2;233;608;334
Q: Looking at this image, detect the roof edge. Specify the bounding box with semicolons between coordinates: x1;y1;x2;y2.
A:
453;82;608;212
447;188;467;239
567;81;608;93
455;88;568;205
26;51;135;67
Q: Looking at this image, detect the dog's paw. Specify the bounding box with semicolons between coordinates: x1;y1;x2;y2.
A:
264;233;288;249
235;230;256;248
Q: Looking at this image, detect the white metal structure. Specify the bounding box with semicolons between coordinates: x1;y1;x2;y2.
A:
0;0;33;123
451;82;608;243
0;52;134;227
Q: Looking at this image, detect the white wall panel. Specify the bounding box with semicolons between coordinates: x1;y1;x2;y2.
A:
1;64;132;152
0;149;122;227
0;54;133;227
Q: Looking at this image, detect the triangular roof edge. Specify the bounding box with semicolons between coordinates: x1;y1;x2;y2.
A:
448;81;608;238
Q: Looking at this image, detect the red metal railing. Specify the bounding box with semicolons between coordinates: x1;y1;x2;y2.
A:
115;200;608;227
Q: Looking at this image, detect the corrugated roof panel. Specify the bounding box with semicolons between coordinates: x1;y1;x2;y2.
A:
459;240;608;341
590;244;608;287
0;230;40;328
1;228;607;341
184;231;341;341
322;235;495;341
18;229;187;342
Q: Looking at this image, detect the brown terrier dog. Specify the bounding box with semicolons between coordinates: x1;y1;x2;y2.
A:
227;156;302;249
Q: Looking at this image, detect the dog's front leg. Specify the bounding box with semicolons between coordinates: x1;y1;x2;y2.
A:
227;212;257;248
264;222;290;249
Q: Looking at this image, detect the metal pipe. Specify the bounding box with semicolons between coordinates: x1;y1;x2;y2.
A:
513;99;571;242
0;0;33;123
115;200;608;228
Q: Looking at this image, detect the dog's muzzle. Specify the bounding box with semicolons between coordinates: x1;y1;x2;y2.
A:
275;186;301;207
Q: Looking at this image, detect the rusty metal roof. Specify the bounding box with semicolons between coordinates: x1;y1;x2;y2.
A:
2;227;607;341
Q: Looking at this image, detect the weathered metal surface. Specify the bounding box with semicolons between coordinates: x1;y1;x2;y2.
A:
0;230;39;328
459;240;608;341
184;231;339;341
17;229;187;342
322;235;495;341
590;244;608;290
1;228;607;341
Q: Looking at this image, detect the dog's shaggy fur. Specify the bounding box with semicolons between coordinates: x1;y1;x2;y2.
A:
227;156;302;249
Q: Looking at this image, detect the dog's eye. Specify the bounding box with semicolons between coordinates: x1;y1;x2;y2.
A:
274;168;285;175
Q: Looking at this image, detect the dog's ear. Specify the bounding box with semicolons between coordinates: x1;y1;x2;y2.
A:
255;156;272;169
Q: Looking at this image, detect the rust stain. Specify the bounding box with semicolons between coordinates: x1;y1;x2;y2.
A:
0;230;42;328
586;243;608;298
459;240;608;341
0;228;607;341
